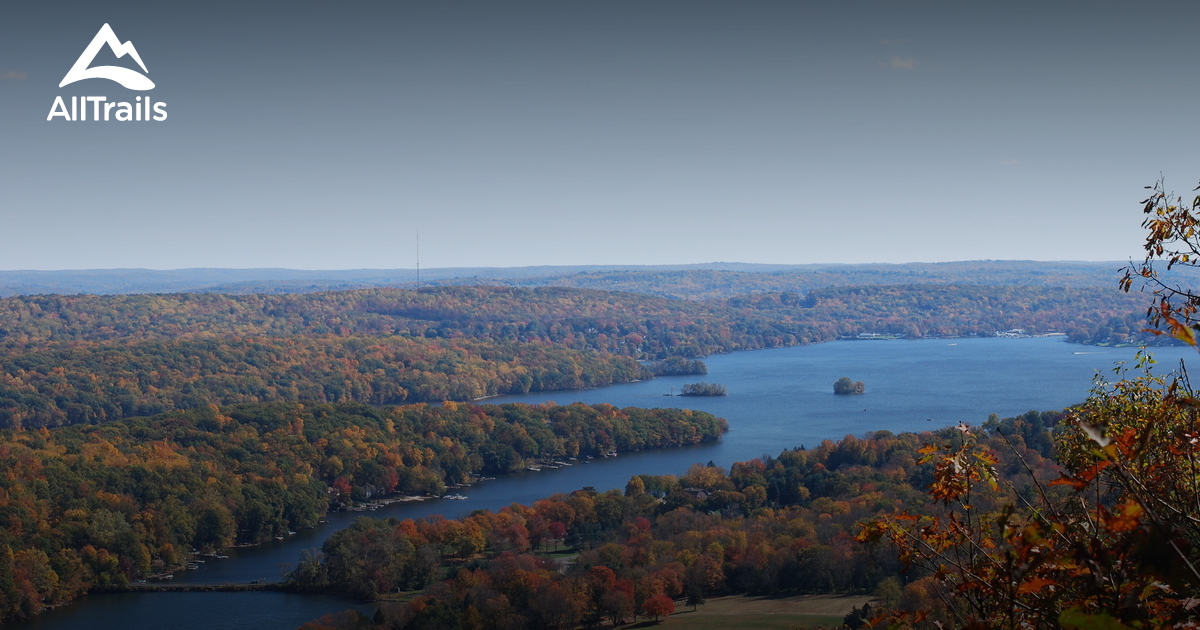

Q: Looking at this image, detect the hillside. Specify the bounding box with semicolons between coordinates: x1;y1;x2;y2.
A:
0;284;1157;428
284;411;1062;629
0;284;1149;351
0;401;727;622
3;261;1192;298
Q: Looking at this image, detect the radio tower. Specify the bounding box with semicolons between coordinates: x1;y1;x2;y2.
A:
415;229;421;289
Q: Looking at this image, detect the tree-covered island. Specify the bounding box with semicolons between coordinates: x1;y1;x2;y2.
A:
833;376;865;395
680;382;727;396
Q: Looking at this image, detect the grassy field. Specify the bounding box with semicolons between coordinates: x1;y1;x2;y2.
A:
621;594;872;629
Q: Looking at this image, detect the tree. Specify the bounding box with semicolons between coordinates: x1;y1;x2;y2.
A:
193;501;236;549
648;357;708;376
685;581;705;611
547;521;567;549
856;177;1200;629
530;582;582;629
681;382;727;396
0;546;17;621
843;602;873;629
600;589;634;626
874;576;901;609
640;593;675;621
834;376;865;395
1122;177;1200;334
862;367;1200;629
289;550;325;591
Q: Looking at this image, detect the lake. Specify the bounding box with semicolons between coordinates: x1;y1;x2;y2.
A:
14;336;1194;630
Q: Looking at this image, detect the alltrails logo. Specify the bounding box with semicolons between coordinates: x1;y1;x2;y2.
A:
47;23;167;122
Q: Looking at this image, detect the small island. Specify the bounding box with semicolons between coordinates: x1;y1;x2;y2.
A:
680;382;727;396
834;376;865;395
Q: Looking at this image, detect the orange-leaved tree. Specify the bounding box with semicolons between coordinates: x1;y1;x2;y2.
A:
860;366;1200;629
1122;177;1200;339
859;178;1200;629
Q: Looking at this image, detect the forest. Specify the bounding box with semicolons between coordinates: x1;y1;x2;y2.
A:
645;357;707;376
7;261;1200;299
0;336;651;429
283;410;1064;629
732;284;1156;344
0;254;1181;627
290;336;1200;630
1;178;1197;629
524;263;1155;300
0;401;725;623
0;284;1152;353
0;283;1156;429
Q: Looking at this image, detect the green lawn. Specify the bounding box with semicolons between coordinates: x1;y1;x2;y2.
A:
641;611;843;629
618;594;868;630
537;546;582;559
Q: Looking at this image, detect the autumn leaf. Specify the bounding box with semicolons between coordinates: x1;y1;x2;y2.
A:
1146;302;1200;347
1055;459;1111;488
1104;500;1144;533
1050;475;1089;491
1016;577;1055;595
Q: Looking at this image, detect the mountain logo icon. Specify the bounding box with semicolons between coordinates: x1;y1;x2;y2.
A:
59;23;154;90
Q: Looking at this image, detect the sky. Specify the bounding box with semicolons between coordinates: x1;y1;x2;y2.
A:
2;1;1200;270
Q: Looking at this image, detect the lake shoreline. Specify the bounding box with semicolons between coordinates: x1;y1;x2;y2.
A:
17;337;1196;630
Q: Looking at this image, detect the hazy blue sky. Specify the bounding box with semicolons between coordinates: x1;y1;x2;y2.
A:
2;1;1199;270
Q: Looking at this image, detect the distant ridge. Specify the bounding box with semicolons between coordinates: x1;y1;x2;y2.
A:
0;261;1184;299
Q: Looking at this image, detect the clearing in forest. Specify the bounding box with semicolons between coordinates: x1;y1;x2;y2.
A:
623;593;874;629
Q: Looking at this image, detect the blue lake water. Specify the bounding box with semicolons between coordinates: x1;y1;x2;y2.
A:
11;592;375;630
487;336;1186;464
14;336;1194;629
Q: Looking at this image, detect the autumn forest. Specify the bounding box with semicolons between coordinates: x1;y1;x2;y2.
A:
0;283;1156;430
0;258;1194;629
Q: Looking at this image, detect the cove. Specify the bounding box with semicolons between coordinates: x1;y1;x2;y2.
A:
14;337;1193;630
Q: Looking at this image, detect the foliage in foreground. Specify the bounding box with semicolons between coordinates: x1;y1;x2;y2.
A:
848;176;1200;630
860;365;1200;629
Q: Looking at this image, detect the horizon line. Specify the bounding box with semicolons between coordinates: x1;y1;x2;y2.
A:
0;259;1135;274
